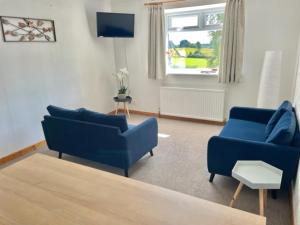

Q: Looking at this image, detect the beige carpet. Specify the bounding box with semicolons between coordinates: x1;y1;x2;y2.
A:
1;115;291;225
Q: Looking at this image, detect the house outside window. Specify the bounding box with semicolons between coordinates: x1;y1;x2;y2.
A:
165;4;225;76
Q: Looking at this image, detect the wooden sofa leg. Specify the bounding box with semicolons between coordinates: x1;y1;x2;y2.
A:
150;150;154;157
209;173;215;183
58;152;62;159
271;190;277;199
124;169;129;177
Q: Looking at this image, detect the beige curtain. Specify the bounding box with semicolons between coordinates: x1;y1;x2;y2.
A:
219;0;245;84
148;5;166;80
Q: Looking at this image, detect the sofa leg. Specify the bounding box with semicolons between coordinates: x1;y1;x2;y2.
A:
124;169;129;177
271;190;277;199
58;152;62;159
150;150;154;157
209;173;215;183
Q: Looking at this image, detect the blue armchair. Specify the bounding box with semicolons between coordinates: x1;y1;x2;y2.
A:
42;106;158;177
208;105;300;190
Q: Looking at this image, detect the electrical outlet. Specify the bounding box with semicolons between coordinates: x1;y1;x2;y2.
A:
131;99;136;105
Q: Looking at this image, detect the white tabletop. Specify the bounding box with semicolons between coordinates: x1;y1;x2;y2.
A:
232;161;283;189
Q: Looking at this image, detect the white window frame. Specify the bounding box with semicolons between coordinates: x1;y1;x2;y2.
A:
169;14;200;30
165;4;225;76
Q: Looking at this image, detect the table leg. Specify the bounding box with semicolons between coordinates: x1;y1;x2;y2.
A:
125;103;130;118
259;189;265;216
115;103;119;115
229;182;244;207
264;190;268;208
123;103;126;115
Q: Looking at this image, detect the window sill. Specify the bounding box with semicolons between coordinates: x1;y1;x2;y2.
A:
166;68;219;77
166;73;219;77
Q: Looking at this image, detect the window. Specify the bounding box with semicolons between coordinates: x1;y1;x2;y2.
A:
165;4;225;75
171;15;199;29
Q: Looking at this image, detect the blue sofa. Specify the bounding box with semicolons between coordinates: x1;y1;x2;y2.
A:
208;101;300;190
42;106;158;177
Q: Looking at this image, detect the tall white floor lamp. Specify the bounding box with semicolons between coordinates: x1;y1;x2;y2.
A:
257;51;282;109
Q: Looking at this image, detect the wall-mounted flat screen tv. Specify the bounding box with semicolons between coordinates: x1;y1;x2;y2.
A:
97;12;135;38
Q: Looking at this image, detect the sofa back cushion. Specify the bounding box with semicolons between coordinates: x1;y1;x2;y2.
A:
292;125;300;147
265;101;293;138
266;110;296;145
82;109;128;133
291;112;300;147
47;105;83;121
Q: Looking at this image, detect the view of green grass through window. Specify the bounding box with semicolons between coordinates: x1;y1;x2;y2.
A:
166;6;224;75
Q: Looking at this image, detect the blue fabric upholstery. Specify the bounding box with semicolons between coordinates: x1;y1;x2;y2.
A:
229;107;276;124
265;101;293;138
42;110;158;174
266;111;296;145
292;125;300;147
81;109;128;133
122;118;158;165
207;103;300;189
220;119;266;142
47;105;83;120
128;124;136;129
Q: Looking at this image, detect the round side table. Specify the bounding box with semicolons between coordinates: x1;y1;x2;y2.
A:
113;96;132;118
229;161;283;216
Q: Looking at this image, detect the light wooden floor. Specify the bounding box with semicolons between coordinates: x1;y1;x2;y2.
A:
0;115;292;225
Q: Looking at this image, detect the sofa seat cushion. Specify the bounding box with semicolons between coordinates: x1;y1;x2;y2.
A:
47;105;83;120
128;124;136;130
82;109;128;132
265;100;293;138
220;119;266;142
266;111;296;145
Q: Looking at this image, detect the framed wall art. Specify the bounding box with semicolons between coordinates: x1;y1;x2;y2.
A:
0;16;56;42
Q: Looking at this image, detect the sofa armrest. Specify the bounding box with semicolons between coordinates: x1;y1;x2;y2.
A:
207;136;300;188
121;117;158;164
229;107;276;124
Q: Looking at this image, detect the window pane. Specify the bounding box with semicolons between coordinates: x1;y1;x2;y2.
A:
204;12;224;26
171;15;198;29
167;30;222;75
166;5;225;75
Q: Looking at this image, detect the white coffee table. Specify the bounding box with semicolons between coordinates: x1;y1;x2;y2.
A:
229;161;283;216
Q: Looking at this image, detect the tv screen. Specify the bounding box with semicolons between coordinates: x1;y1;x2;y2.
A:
97;12;135;38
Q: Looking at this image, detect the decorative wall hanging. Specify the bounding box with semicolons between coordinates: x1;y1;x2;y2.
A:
0;16;56;42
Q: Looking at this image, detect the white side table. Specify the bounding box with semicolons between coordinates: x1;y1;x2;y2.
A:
229;161;283;216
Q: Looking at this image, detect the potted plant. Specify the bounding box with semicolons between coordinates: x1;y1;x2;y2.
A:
118;86;127;99
114;68;129;100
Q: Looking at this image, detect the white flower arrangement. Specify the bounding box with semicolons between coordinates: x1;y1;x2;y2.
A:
114;68;129;96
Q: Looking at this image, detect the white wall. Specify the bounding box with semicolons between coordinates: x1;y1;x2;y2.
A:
0;0;116;158
111;0;300;115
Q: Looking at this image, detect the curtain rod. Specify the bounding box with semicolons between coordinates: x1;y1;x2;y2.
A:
144;0;185;6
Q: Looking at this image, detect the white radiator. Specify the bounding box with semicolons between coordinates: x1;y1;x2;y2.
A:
160;87;225;122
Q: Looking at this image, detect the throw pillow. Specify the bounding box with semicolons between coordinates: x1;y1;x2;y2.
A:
47;105;83;120
265;100;293;138
81;109;128;132
266;110;296;145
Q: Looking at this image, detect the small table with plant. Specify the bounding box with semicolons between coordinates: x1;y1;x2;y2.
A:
113;68;131;117
114;96;132;118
